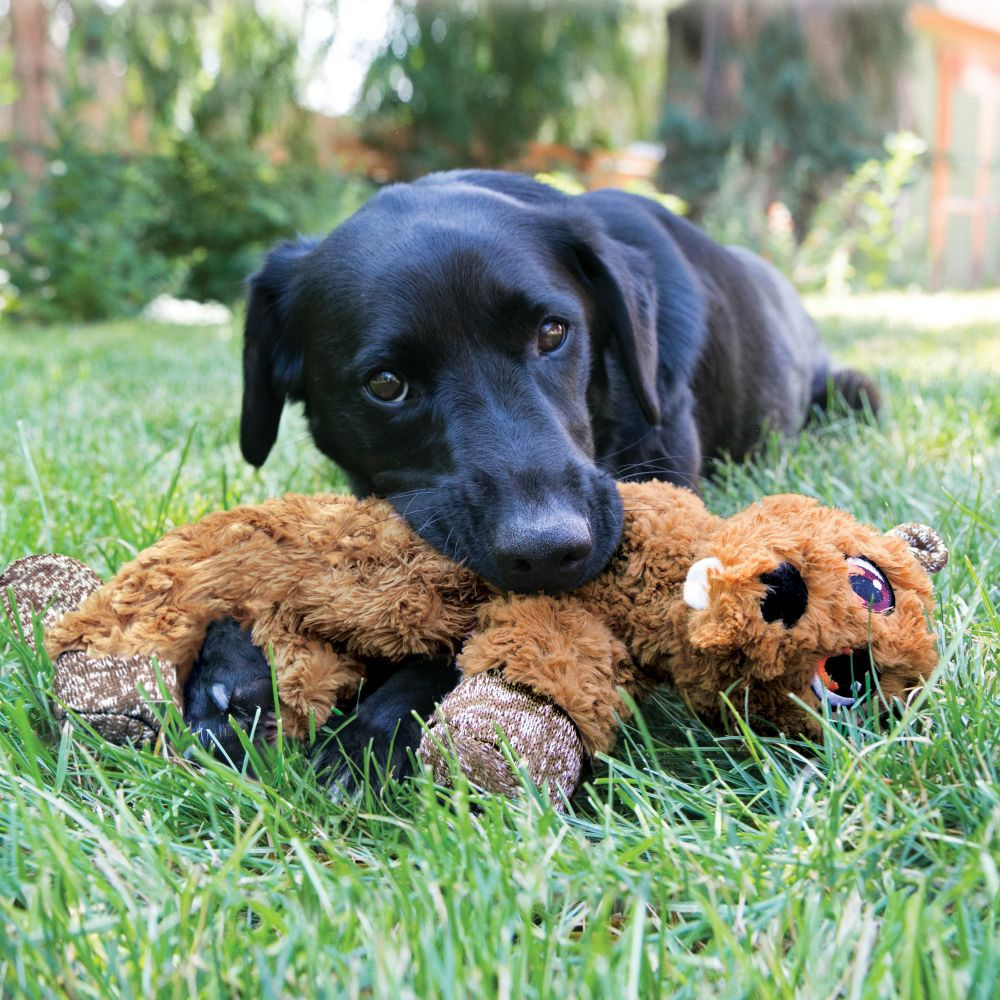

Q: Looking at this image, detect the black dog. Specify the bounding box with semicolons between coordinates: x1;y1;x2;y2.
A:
189;170;878;783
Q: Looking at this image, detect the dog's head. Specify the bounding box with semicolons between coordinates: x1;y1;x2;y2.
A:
240;174;663;592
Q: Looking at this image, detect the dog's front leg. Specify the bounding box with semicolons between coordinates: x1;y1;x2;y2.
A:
311;655;460;795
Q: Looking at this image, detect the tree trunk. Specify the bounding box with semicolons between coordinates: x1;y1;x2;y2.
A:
10;0;53;179
666;0;747;128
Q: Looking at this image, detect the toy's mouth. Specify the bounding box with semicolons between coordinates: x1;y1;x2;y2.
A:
810;646;879;709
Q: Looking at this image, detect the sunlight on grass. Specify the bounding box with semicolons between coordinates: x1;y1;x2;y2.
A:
1;292;998;997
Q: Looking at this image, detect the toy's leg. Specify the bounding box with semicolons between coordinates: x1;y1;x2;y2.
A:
418;670;585;807
1;554;102;649
418;596;645;804
250;606;366;740
1;554;178;743
458;596;641;755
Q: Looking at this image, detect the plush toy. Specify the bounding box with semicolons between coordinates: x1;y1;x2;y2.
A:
1;481;947;802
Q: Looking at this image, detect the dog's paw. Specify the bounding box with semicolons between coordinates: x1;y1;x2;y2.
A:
312;713;422;797
183;618;275;765
311;655;459;796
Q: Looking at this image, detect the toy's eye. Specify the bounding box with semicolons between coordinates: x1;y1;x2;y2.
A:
846;556;894;614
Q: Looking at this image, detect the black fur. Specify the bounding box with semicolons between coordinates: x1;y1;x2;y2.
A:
183;618;274;764
239;170;874;594
311;656;460;795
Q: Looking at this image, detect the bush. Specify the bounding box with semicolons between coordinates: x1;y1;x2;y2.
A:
699;132;926;293
793;132;927;292
146;138;371;305
1;138;373;322
1;143;182;322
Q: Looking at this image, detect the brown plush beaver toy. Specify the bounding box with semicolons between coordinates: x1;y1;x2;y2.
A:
2;480;947;803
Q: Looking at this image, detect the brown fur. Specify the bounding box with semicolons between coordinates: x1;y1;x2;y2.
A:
45;482;944;750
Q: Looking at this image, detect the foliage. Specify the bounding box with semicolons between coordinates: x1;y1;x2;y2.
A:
0;136;371;320
1;0;371;320
794;131;928;293
1;297;998;994
358;0;659;175
67;0;303;150
146;137;368;305
699;133;927;294
659;1;912;236
1;140;182;323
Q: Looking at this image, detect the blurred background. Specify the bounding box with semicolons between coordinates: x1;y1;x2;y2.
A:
1;0;998;323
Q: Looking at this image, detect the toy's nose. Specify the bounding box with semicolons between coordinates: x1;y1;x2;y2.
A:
759;562;808;628
683;557;723;610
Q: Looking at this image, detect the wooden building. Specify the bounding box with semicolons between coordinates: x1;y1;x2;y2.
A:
911;3;1000;288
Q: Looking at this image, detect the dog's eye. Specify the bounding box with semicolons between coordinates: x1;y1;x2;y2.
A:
366;370;408;403
537;318;568;354
846;556;894;614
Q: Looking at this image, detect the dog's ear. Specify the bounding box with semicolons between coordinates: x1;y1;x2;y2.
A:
240;238;317;467
566;227;661;426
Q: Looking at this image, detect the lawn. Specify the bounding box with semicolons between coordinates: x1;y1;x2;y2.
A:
1;294;998;998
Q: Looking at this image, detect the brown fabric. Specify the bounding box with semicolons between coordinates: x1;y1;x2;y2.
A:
608;487;946;736
1;554;177;742
889;522;949;574
53;649;176;743
45;494;490;735
458;595;640;756
419;671;584;807
1;554;103;650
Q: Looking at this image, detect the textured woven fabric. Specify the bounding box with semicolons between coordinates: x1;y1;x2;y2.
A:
1;554;103;650
1;554;177;743
418;670;584;807
889;522;949;574
53;648;177;743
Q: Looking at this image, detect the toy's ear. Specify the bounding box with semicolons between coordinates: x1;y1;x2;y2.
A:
558;213;661;426
240;238;318;467
888;523;949;574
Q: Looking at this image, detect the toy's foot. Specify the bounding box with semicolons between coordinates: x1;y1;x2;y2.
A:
1;554;103;650
1;553;177;744
418;671;585;808
53;648;176;744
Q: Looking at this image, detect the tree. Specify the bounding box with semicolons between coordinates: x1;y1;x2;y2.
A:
1;0;361;316
357;0;658;176
658;0;912;235
9;0;54;179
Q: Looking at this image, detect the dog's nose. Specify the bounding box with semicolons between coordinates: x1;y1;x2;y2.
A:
494;511;593;593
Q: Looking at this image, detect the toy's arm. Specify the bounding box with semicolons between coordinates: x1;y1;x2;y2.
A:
419;595;646;806
2;554;180;744
249;605;366;740
457;595;642;756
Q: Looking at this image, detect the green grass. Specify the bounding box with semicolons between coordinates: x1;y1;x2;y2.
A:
1;294;998;998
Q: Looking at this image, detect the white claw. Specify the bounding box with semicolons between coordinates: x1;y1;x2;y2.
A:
683;557;723;610
209;683;230;711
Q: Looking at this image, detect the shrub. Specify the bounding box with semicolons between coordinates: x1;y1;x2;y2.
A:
0;137;373;321
1;143;182;322
146;138;371;305
793;132;927;292
699;132;926;293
